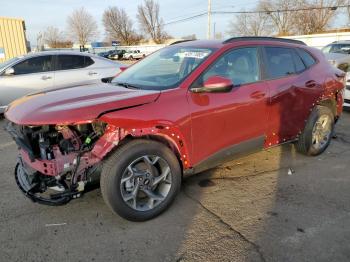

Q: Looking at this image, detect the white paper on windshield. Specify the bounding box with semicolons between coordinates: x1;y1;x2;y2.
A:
181;51;210;59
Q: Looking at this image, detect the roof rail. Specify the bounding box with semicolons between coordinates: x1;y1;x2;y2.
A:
223;36;306;46
169;39;195;45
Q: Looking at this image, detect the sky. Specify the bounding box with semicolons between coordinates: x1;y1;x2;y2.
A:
1;0;261;45
0;0;348;46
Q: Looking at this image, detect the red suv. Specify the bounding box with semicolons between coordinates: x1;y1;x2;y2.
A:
5;37;345;221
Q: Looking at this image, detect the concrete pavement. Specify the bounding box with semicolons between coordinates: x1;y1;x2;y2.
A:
0;112;350;262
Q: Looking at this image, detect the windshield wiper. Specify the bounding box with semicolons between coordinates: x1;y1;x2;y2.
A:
115;82;140;89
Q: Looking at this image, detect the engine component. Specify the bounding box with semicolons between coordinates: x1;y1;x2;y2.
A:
7;121;106;205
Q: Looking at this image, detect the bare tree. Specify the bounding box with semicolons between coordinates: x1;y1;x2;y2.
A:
347;0;350;24
294;0;345;34
67;7;98;46
227;10;272;36
181;34;197;40
137;0;168;44
260;0;299;35
214;32;224;40
103;7;142;45
43;26;63;48
36;32;44;51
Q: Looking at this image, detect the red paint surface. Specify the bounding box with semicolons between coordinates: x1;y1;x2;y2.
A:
6;40;345;174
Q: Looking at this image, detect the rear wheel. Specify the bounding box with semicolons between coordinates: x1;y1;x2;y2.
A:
296;105;334;156
100;139;181;221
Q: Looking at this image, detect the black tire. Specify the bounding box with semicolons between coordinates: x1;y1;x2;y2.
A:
100;139;182;221
296;105;334;156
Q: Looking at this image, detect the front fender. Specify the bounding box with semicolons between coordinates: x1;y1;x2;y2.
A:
91;123;191;169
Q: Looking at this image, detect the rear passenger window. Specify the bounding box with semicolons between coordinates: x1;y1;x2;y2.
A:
292;50;306;73
56;55;94;70
297;49;316;68
85;56;94;67
265;47;295;78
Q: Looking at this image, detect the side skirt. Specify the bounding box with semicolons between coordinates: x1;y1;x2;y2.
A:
184;135;265;175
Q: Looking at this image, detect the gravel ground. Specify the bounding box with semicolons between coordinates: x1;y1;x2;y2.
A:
0;112;350;262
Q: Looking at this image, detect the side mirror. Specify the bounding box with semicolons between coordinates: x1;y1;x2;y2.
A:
192;76;234;93
4;67;14;76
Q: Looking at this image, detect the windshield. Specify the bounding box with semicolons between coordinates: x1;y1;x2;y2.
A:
112;46;215;90
0;57;20;72
322;44;350;54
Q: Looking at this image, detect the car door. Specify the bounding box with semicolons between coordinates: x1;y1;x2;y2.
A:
263;46;322;144
0;55;54;107
53;54;99;87
187;47;269;167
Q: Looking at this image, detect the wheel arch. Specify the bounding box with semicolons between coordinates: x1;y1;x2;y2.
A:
127;134;185;172
92;125;191;171
317;98;337;118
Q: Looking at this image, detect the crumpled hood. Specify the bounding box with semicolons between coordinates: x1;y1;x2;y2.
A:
5;83;160;125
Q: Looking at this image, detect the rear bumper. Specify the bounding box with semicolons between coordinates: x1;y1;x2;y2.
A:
345;88;350;107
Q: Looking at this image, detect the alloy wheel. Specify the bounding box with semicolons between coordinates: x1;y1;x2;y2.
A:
120;155;172;211
311;114;332;151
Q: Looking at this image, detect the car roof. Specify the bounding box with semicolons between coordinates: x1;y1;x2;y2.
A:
19;50;101;59
330;40;350;45
171;37;306;49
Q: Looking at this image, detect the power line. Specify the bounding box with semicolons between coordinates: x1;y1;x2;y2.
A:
164;12;207;26
163;4;350;27
211;5;347;14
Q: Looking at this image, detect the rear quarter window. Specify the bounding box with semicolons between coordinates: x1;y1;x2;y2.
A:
297;49;317;68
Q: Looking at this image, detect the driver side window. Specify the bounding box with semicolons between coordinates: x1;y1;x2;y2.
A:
12;56;53;75
201;47;260;86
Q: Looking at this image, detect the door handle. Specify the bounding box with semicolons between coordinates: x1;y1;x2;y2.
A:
305;80;317;88
88;71;98;76
250;91;265;99
41;75;52;80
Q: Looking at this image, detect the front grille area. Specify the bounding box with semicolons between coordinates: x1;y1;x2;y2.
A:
346;85;350;90
345;99;350;104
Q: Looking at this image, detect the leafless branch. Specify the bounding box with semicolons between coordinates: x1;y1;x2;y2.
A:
67;7;98;46
137;0;169;44
103;7;142;45
294;0;345;34
227;10;273;36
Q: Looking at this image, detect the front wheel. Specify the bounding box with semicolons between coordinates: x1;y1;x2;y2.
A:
296;105;334;156
100;139;182;221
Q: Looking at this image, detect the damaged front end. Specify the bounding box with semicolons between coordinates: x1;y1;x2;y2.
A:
6;121;119;205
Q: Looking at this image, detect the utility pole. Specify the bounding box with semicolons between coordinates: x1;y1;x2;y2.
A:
213;22;216;39
207;0;212;39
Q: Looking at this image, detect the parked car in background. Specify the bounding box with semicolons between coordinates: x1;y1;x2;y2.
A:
123;50;146;60
323;42;350;107
4;37;345;221
98;50;115;58
322;40;350;55
0;51;125;113
109;50;126;60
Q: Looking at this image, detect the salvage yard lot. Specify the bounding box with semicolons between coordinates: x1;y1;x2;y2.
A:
1;112;350;262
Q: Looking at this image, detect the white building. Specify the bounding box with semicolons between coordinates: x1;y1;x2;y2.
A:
283;30;350;49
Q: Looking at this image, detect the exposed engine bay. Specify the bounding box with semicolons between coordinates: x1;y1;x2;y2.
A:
6;121;107;205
